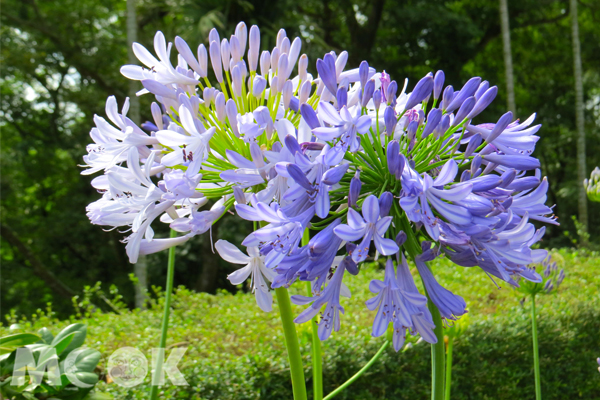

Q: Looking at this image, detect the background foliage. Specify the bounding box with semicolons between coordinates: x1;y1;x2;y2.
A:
1;0;600;317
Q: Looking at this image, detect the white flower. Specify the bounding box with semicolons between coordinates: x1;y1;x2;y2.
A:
215;240;276;312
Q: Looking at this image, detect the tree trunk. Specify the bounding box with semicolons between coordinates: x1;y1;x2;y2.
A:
499;0;516;114
570;0;588;245
127;0;147;307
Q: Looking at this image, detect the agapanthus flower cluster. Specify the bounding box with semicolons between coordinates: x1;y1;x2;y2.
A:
516;255;564;297
83;22;558;350
584;166;600;202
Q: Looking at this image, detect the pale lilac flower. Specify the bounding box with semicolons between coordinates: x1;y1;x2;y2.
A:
216;240;276;312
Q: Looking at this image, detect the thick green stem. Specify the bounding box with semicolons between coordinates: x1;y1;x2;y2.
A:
444;337;453;400
531;295;542;400
275;287;308;400
149;229;177;400
429;301;445;400
323;340;390;400
306;281;323;400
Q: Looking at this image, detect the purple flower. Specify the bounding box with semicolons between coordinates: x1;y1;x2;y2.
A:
312;102;371;164
415;248;467;321
400;159;473;240
334;195;399;262
236;201;314;268
366;259;418;344
291;256;352;340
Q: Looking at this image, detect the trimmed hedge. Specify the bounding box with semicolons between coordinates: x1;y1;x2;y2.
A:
3;249;600;399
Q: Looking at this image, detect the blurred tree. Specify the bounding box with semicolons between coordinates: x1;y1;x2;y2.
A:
570;0;588;244
499;0;516;113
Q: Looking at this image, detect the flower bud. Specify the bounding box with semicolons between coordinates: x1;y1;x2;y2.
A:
384;106;397;136
209;40;223;83
464;133;482;158
215;92;226;122
287;38;302;77
452;96;476;126
471;154;482;176
335;51;348;77
233;186;246;205
434;114;450;138
299;80;311;104
446;77;481;113
422;108;442;138
278;54;289;85
486;111;513;144
270;48;280;73
499;168;516;188
301;103;320;129
209;28;220;45
230;35;242;61
380;71;391;103
248;25;260;72
361;79;375;108
474;80;489;100
407;120;419;142
151;102;163;130
337;87;348;109
220;39;231;72
379;192;393;217
405;74;433;110
260;51;271;77
395;231;407;247
231;65;242;97
203;87;215;104
252;75;267;97
373;89;382;111
387;140;400;176
317;54;337;96
283;80;293;110
386;80;398;105
467;86;498;120
442;85;454;111
433;70;445;100
359;61;369;89
298;54;308;82
235;22;247;54
271;76;280;94
276;28;287;49
226;99;239;136
279;37;290;57
195;44;208;78
349;172;362;208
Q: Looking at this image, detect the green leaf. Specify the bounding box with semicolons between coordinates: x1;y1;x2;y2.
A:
61;348;101;373
64;371;99;386
52;332;77;356
52;324;87;357
0;333;41;355
38;327;54;344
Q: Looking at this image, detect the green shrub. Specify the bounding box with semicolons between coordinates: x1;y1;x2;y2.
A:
2;249;599;399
